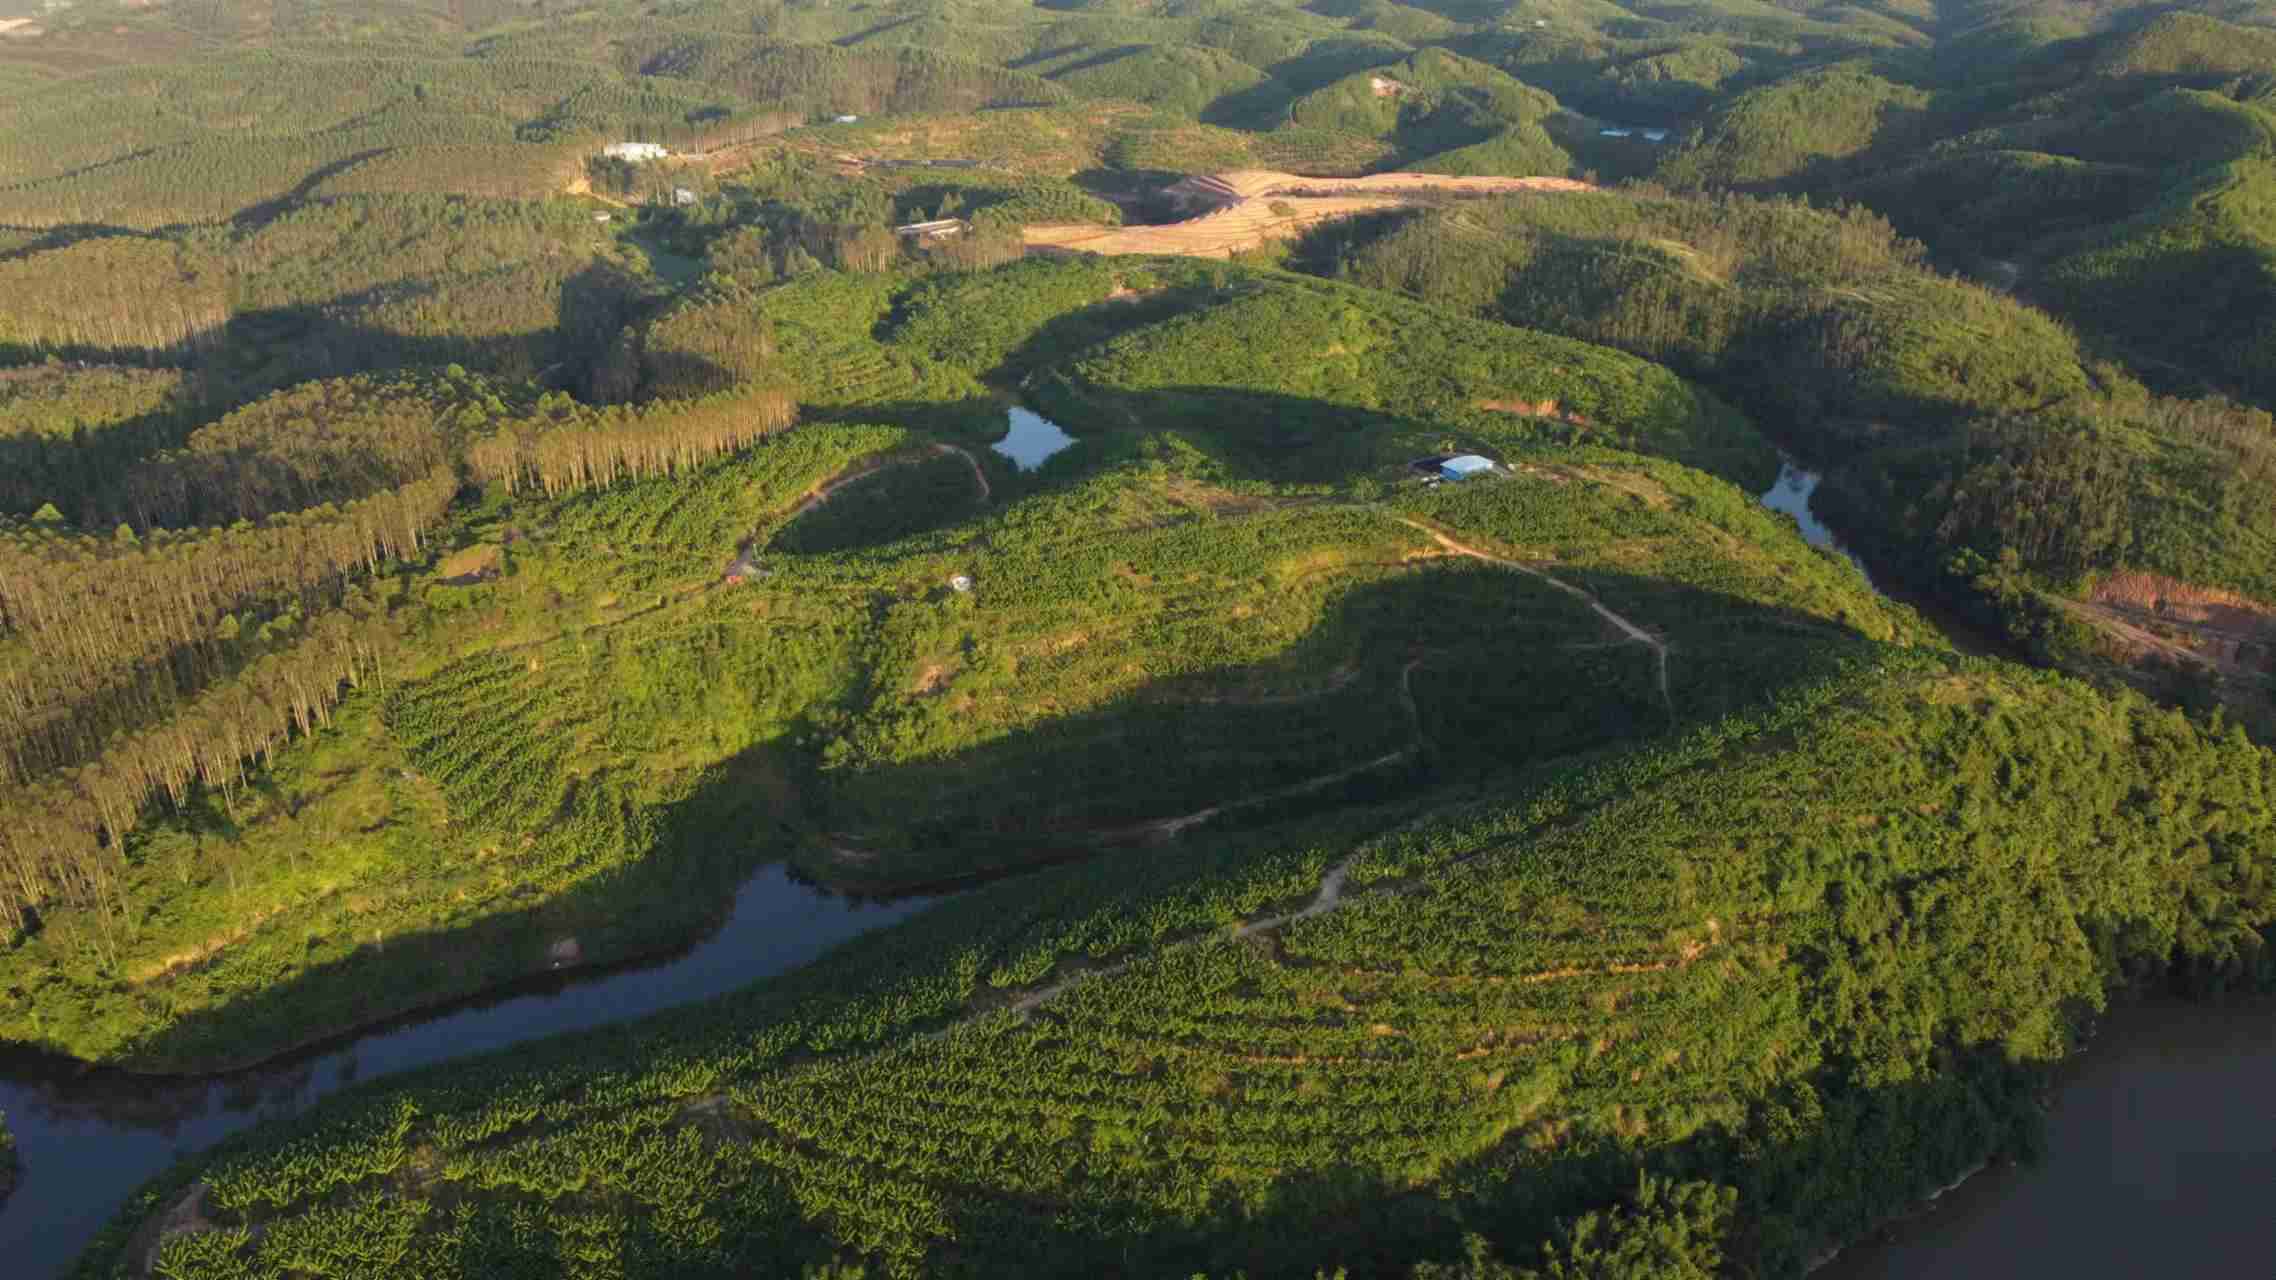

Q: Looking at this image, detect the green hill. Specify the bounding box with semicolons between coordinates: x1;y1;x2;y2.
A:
83;655;2276;1279
1308;183;2276;719
11;2;2276;1272
1653;61;1934;189
0;252;1858;1072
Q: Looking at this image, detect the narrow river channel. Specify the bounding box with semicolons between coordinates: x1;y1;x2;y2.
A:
0;868;938;1277
4;458;2270;1277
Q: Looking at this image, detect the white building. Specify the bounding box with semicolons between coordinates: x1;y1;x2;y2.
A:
672;187;699;206
894;218;966;241
602;142;670;163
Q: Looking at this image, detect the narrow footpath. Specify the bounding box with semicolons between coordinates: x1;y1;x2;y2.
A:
1393;516;1674;714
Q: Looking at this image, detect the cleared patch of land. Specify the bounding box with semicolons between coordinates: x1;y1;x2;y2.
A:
1025;171;1594;258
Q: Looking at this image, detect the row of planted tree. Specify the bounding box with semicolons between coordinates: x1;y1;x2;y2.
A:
0;378;804;937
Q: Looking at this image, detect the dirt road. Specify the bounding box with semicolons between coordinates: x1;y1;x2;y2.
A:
1394;516;1673;714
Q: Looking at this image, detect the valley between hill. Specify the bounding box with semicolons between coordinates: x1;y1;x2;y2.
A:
5;0;2276;1273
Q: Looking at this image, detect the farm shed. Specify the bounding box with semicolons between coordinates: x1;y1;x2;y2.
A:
602;142;669;162
895;218;967;241
1439;455;1497;481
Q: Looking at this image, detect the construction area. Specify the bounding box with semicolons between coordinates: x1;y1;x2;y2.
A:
1023;170;1593;259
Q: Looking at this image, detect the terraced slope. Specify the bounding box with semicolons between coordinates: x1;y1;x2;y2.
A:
101;655;2276;1279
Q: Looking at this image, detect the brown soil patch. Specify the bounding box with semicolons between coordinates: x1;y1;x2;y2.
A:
562;173;630;208
2092;571;2276;636
2068;572;2276;678
435;543;502;580
1479;398;1593;427
130;905;291;985
1027;170;1593;260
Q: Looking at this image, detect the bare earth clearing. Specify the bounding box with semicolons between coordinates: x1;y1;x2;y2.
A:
1025;170;1594;259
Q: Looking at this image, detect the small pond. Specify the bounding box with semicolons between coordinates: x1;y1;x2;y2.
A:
0;866;940;1278
1760;458;1875;586
992;406;1078;471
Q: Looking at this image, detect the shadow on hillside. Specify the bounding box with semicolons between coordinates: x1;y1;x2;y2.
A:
228;151;392;227
94;552;1885;1073
0;222;155;266
991;283;1223;376
78;739;823;1076
1018;380;1754;488
796;561;1883;890
0;390;211;522
2;258;651;410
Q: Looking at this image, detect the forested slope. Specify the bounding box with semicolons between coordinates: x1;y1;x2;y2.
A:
1300;184;2276;727
83;655;2276;1279
0;249;1881;1072
4;0;2276;1273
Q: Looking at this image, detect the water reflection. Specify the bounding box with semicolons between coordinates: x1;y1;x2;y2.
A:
0;865;940;1277
992;406;1078;471
1825;997;2276;1277
1760;458;1875;586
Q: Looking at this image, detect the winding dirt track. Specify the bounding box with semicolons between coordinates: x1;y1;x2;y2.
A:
783;443;990;522
1394;516;1673;714
1001;847;1366;1020
819;504;1677;890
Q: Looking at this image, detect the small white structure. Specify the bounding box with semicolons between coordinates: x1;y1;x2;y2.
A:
948;574;974;594
592;212;612;223
1641;128;1670;143
672;186;699;206
894;218;966;241
602;141;670;162
1438;454;1497;482
834;114;861;124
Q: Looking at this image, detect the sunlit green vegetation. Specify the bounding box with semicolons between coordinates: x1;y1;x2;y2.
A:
1300;180;2276;718
11;2;2276;1271
1653;61;1934;189
0;410;893;1069
0;241;1844;1071
81;653;2276;1278
0;195;657;401
1036;264;1773;486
